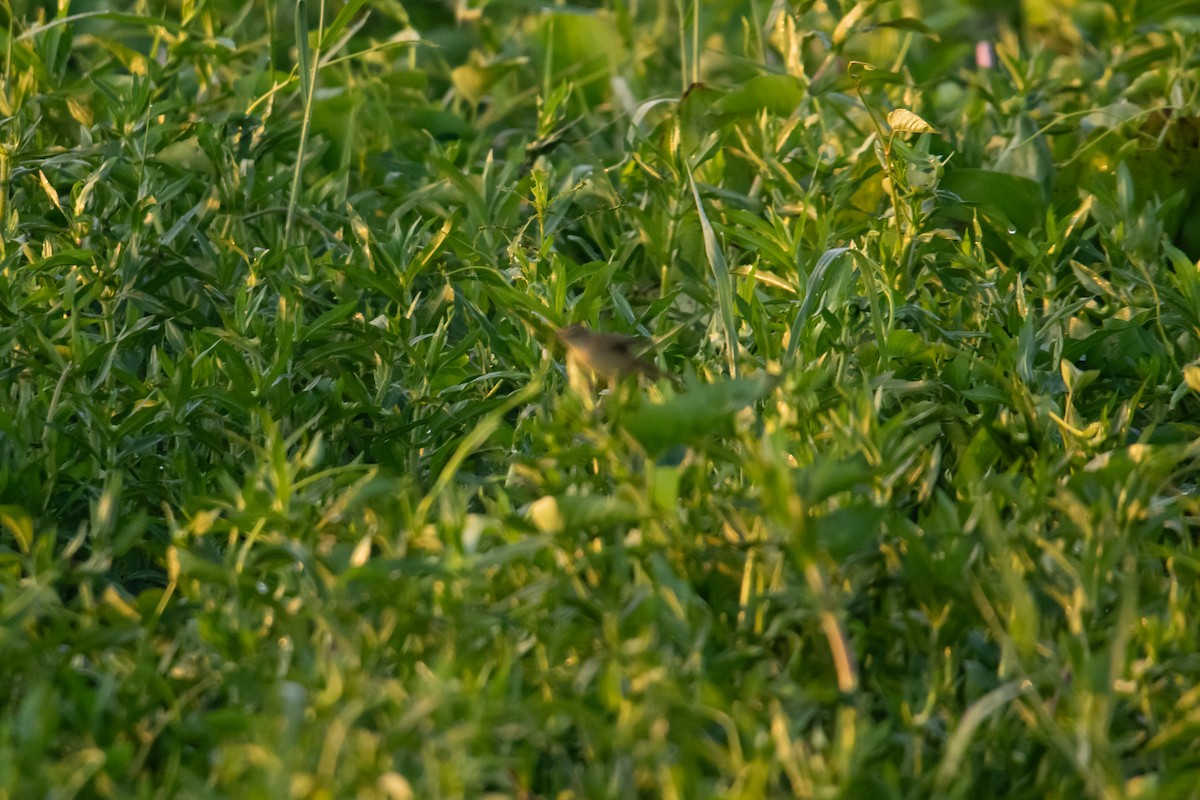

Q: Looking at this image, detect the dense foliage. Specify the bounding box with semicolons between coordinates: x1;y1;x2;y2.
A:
2;0;1200;797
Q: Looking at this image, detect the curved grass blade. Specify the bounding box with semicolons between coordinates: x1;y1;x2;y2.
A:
687;165;738;376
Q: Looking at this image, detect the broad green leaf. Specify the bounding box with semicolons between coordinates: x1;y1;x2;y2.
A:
534;9;621;99
158;137;210;171
714;74;805;117
811;505;885;560
795;454;874;504
451;57;527;106
940;168;1045;234
623;376;772;455
994;115;1052;185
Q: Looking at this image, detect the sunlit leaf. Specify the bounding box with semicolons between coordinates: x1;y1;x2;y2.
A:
0;505;34;554
887;108;938;134
1184;365;1200;393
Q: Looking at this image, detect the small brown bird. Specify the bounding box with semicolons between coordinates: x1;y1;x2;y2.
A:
556;324;672;383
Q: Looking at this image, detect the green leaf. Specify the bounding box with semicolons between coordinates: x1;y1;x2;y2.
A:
527;494;641;534
872;17;939;38
713;74;805;117
940;168;1045;234
451;57;527;106
795;454;874;504
0;505;34;554
623;376;772;454
688;168;739;376
811;505;885;560
535;9;622;98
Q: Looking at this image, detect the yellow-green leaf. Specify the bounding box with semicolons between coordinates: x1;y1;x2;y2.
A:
887;108;938;134
0;505;34;554
1184;365;1200;393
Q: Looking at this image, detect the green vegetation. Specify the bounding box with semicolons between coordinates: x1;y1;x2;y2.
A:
3;0;1200;796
